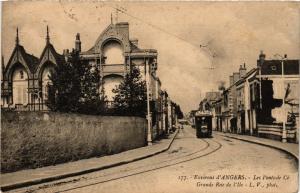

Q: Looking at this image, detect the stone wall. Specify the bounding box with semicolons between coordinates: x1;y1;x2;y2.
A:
1;111;147;173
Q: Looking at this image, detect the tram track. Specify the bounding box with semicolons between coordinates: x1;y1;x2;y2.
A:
55;137;223;192
12;129;223;193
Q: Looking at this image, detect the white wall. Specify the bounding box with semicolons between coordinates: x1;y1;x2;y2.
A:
12;66;28;105
103;41;124;64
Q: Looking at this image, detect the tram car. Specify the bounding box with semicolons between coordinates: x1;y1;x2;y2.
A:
195;111;212;138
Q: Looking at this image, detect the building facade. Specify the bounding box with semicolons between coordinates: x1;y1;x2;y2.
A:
1;22;182;141
1;22;159;112
256;51;299;142
211;51;299;143
1;27;64;111
78;22;158;104
236;68;259;135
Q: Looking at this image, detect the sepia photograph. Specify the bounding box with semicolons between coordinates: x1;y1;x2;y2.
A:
0;1;299;193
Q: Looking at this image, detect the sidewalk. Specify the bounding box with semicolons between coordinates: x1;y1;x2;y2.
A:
1;130;178;192
215;131;298;160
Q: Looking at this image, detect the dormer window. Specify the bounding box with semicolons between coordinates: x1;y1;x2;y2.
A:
20;70;24;79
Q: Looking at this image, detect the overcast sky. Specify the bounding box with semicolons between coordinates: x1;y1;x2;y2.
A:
2;2;300;113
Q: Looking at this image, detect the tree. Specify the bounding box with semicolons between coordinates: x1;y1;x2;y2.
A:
78;57;106;115
174;103;184;119
48;50;105;114
112;65;147;116
48;50;81;112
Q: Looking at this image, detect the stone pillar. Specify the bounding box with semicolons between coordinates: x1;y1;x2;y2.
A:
296;117;299;143
237;114;241;134
252;109;257;135
249;110;253;135
245;110;249;134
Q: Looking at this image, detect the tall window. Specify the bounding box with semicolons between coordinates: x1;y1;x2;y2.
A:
42;65;53;101
12;66;28;105
20;71;24;79
102;41;124;64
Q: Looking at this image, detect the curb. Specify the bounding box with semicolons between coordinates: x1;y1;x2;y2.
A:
1;129;179;192
216;132;299;161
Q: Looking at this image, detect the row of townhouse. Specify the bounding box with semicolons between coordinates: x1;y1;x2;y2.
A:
1;21;179;140
206;51;299;143
152;88;179;139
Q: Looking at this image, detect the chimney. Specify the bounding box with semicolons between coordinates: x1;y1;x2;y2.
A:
258;50;266;67
63;49;69;62
131;38;138;47
239;63;247;78
229;75;234;86
75;33;81;52
233;72;240;84
63;49;69;56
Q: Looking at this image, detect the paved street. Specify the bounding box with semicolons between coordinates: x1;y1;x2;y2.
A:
10;126;298;193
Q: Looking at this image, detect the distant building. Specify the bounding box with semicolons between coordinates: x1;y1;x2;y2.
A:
219;64;245;133
199;91;221;112
211;95;223;131
213;51;299;143
199;91;221;130
236;68;259;135
256;51;299;142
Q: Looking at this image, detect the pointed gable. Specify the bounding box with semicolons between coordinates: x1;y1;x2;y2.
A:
35;43;65;78
4;45;38;80
39;43;59;66
82;22;131;55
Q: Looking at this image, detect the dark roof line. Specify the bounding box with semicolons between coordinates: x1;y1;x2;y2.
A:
5;42;64;75
235;68;258;86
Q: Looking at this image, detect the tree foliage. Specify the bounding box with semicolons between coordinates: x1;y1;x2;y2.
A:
112;65;147;116
173;102;184;119
48;50;105;115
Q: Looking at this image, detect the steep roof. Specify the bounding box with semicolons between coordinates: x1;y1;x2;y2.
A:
130;41;157;54
81;22;158;55
259;59;299;75
5;44;39;74
235;68;258;86
39;43;65;67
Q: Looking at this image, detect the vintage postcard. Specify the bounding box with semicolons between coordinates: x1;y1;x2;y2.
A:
1;1;299;193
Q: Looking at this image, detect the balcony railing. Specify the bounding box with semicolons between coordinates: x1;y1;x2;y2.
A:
102;64;124;74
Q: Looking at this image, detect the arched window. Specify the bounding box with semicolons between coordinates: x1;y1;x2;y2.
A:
12;65;28;105
41;64;54;101
20;70;24;79
102;40;124;65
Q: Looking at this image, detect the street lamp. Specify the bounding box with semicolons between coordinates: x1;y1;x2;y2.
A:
258;51;265;110
274;53;287;143
145;51;152;145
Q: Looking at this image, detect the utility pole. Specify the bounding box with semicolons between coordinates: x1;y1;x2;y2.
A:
258;51;264;110
281;55;287;143
274;54;287;143
145;53;152;145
